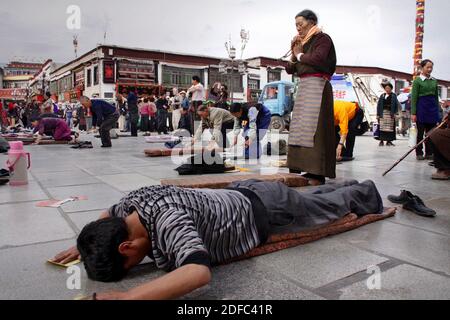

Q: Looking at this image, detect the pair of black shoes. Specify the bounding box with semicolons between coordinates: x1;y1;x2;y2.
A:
388;191;436;218
71;141;93;149
0;169;10;186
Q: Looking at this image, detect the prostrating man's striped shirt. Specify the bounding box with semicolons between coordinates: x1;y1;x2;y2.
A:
108;185;260;271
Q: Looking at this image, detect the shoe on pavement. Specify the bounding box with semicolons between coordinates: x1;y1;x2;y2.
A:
341;156;355;162
403;195;437;218
379;141;384;147
416;155;426;161
425;155;434;160
101;145;112;148
386;142;395;147
388;190;414;204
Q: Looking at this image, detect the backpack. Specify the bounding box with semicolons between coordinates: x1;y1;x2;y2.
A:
175;151;226;175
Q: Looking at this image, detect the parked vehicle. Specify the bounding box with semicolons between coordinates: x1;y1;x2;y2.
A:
259;81;295;132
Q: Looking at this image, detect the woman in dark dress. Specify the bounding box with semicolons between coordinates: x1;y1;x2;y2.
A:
286;9;337;185
376;82;399;146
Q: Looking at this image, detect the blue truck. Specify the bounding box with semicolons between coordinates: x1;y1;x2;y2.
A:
258;80;296;132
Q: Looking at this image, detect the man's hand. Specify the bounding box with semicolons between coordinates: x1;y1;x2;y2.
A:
232;136;238;147
207;140;219;151
291;35;303;60
411;115;417;123
336;144;344;161
51;246;80;265
95;291;128;300
34;136;42;145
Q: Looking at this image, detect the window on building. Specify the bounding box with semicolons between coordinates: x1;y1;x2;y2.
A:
162;66;204;88
268;69;281;82
94;66;99;85
248;79;260;90
87;69;92;87
209;68;243;93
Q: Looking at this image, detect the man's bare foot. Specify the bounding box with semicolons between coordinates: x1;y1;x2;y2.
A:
432;169;450;180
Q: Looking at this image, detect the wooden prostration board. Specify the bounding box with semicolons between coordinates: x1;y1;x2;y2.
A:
145;147;223;158
161;173;309;189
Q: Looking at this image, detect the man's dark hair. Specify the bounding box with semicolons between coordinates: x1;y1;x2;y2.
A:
45;92;51;98
143;98;149;103
77;217;129;282
198;105;209;112
420;59;434;68
192;76;201;83
230;103;243;114
296;9;318;24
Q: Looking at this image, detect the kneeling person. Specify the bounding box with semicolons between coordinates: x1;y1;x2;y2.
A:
52;179;384;300
31;117;76;144
230;102;272;159
193;106;236;149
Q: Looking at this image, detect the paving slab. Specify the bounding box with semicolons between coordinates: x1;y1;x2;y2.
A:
188;260;324;300
253;238;388;289
68;210;104;232
96;173;160;192
0;182;48;204
32;170;100;188
338;264;450;300
0;240;123;300
46;183;124;213
335;221;450;276
0;202;75;248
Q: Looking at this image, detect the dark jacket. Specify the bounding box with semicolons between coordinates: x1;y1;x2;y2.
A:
91;99;116;127
377;93;400;118
286;32;337;77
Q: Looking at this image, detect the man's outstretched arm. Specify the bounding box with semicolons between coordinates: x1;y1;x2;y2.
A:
97;264;211;300
51;211;110;264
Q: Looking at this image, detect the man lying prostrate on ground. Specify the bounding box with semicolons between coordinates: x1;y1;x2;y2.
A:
52;179;384;300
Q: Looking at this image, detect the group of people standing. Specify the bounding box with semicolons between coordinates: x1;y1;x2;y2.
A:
0;92;87;132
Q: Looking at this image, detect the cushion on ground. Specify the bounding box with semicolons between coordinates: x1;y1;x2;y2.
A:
37;140;70;145
161;173;309;189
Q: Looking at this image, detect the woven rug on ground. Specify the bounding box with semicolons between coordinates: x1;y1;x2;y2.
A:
161;173;309;189
222;208;396;264
36;140;71;145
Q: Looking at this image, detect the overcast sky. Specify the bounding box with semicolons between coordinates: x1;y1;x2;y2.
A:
0;0;449;79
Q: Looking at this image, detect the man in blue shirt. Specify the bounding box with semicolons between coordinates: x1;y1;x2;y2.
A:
230;103;272;159
80;96;119;148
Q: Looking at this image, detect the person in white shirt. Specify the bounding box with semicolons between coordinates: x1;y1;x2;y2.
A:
188;76;205;124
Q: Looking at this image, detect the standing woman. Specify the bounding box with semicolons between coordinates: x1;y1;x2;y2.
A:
411;59;441;161
7;102;17;127
286;9;337;185
376;82;399;147
139;98;151;135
